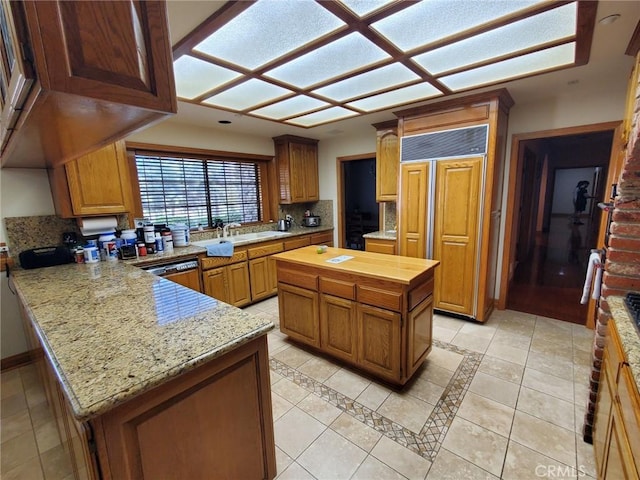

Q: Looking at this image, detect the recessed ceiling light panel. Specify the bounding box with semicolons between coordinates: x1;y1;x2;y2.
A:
338;0;395;18
173;56;242;99
203;79;293;110
372;0;545;52
193;0;345;70
251;95;329;120
285;107;358;127
347;82;442;111
440;42;576;91
264;32;391;88
413;2;577;75
313;63;420;101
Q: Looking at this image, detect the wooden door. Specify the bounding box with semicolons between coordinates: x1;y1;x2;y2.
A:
227;263;251;307
249;257;270;302
406;295;433;378
164;269;202;293
603;410;638;479
26;0;175;112
320;294;357;363
267;256;278;295
303;142;319;201
277;283;320;347
376;128;399;201
433;157;482;316
595;342;616;476
357;304;401;381
399;162;428;258
203;268;229;303
289;143;307;203
64;141;134;216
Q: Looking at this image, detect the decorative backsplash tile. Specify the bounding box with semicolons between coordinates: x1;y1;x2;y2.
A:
383;202;397;231
279;200;333;229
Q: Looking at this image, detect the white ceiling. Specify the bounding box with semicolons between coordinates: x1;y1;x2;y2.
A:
165;0;640;141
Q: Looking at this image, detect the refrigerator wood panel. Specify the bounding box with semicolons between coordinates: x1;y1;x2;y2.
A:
433;157;482;316
399;163;429;258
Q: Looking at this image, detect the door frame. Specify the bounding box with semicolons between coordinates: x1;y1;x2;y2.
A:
498;121;621;329
336;153;376;248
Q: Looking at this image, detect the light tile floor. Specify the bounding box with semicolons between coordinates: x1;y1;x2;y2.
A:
1;297;597;479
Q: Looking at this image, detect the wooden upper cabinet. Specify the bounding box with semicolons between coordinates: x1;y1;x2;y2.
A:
373;120;399;201
49;140;135;217
273;135;319;204
1;0;176;168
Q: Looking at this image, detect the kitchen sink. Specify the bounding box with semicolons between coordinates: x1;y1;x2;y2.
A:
191;230;292;247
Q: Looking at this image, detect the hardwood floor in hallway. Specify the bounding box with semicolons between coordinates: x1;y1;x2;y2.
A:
507;215;597;325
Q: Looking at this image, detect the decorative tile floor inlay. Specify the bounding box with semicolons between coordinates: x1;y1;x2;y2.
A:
269;339;483;461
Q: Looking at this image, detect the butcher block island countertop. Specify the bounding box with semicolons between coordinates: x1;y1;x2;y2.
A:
274;246;440;386
12;261;276;480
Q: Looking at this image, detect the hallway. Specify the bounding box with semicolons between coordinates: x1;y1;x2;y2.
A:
507;215;595;325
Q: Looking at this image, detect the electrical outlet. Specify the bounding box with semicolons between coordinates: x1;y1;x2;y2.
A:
0;246;8;253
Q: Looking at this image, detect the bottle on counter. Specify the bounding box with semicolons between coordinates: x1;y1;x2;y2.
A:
155;233;164;252
143;225;156;244
162;230;173;253
137;242;147;257
121;229;137;246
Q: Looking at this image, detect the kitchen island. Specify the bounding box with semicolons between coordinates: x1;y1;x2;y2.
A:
274;246;439;385
12;261;276;479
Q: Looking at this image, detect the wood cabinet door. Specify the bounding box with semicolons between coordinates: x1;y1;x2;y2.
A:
594;346;616;477
406;295;433;379
203;268;229;303
164;269;202;293
357;304;401;382
618;365;640;475
26;0;175;112
320;294;357;363
227;262;251;307
376;128;398;201
249;257;270;302
302;142;319;201
289;143;308;203
64;141;134;216
399;163;428;258
433;157;482;316
277;282;320;348
267;255;278;295
365;238;396;255
603;409;639;480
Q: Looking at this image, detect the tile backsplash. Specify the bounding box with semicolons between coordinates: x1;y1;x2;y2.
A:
4;215;129;263
279;200;333;229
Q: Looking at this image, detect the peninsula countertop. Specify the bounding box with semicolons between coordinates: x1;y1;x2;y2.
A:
12;261;274;421
273;246;439;284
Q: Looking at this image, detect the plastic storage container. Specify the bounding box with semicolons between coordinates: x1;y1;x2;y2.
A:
120;229;137;246
171;224;190;247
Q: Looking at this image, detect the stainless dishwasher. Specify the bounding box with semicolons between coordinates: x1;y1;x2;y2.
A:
142;259;201;292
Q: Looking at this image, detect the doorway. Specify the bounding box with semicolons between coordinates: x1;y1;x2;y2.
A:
500;125;617;325
336;154;378;250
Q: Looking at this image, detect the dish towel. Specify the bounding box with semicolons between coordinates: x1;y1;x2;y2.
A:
206;241;234;257
581;251;603;304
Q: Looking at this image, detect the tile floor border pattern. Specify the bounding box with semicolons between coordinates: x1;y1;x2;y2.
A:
269;339;483;462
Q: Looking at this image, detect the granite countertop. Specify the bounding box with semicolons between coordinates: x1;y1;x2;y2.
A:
12;261;274;421
362;230;397;240
274;245;438;284
609;296;640;388
130;225;334;267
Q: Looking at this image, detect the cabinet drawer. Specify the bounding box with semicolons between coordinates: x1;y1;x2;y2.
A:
278;267;318;290
200;251;247;270
284;236;311;250
248;242;283;259
310;231;333;245
365;239;396;255
408;277;434;310
320;277;356;301
357;285;402;312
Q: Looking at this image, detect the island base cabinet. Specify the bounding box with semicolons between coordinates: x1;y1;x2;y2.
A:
278;282;320;348
406;295;434;378
357;304;401;382
320;294;357;363
92;336;276;480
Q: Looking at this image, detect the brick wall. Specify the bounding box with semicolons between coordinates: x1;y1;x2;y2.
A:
583;60;640;442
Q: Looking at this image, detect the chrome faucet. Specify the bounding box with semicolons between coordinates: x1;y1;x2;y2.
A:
223;222;241;238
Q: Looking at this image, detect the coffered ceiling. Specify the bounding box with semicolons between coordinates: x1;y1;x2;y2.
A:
166;0;640;139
